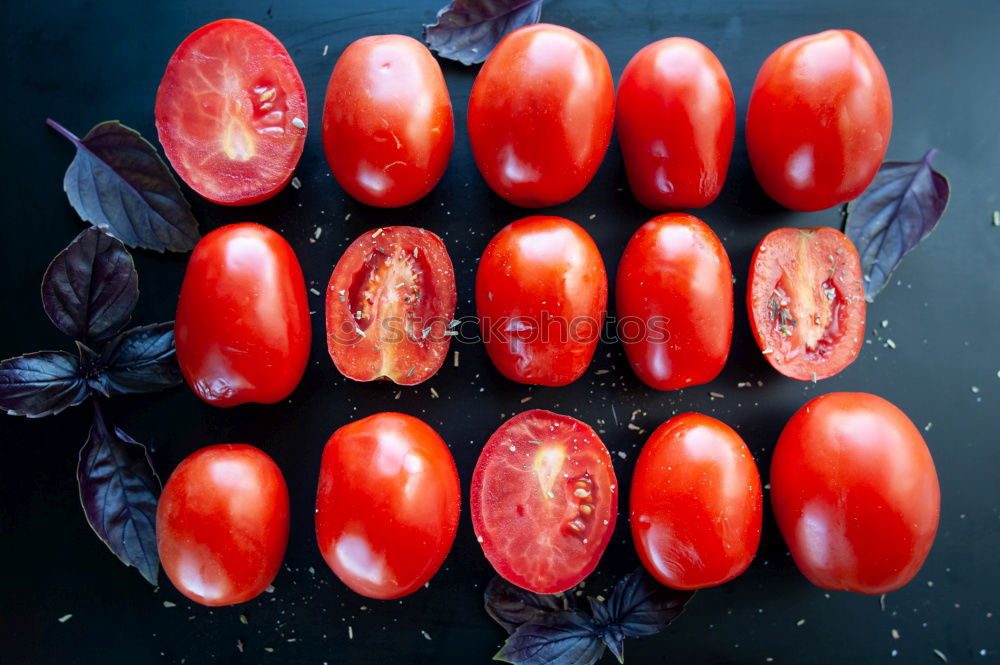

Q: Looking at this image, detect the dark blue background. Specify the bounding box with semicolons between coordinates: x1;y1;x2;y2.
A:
1;1;998;663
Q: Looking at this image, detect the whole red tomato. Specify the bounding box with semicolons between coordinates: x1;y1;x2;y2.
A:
771;393;940;594
616;38;735;209
467;24;614;207
476;216;607;386
631;413;762;590
315;413;460;599
157;444;290;606
175;223;310;407
471;410;617;594
322;35;454;207
746;30;892;211
617;213;732;390
746;227;865;381
156;19;308;205
325;226;456;385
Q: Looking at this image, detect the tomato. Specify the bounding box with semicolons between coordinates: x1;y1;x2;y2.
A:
315;413;460;599
322;35;453;207
631;413;761;590
176;223;310;406
771;393;940;594
616;38;735;209
471;410;617;594
476;216;607;386
157;444;289;606
617;213;732;390
155;19;308;205
747;227;865;381
746;30;892;211
467;24;614;207
326;226;456;385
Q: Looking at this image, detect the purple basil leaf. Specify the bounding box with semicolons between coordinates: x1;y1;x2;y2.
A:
844;149;949;301
91;322;182;396
0;351;89;418
495;611;603;665
604;568;695;639
423;0;543;65
47;119;200;253
78;401;160;585
588;597;625;664
485;575;573;634
42;227;138;343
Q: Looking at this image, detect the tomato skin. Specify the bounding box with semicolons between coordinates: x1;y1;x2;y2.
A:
322;35;454;207
157;444;289;606
155;19;308;205
470;410;617;594
176;223;310;407
746;227;865;381
616;38;735;209
315;413;460;599
771;393;940;594
468;24;614;207
476;216;607;386
631;413;761;590
746;30;892;211
617;213;732;390
325;226;457;385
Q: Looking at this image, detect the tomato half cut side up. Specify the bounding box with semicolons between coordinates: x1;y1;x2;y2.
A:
470;410;618;594
747;227;866;381
155;19;308;205
326;226;457;385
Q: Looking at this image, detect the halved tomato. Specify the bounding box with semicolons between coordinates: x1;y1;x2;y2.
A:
470;410;617;594
326;226;457;385
155;19;308;205
747;227;865;381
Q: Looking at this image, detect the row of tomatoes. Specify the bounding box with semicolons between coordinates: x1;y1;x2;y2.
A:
155;19;892;214
175;215;863;408
159;396;939;606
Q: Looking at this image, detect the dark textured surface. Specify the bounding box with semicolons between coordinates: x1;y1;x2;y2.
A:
1;1;998;663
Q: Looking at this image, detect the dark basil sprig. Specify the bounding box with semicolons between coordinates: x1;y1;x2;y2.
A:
486;569;695;665
78;400;161;585
844;150;950;301
47;119;200;253
423;0;543;65
0;226;182;583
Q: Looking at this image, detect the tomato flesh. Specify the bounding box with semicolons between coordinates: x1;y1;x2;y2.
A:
771;393;940;594
157;444;289;606
470;410;617;594
155;19;308;205
315;413;460;599
631;413;762;590
747;227;865;380
326;227;456;385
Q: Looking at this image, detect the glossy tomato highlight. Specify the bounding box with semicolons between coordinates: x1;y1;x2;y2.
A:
322;35;454;207
157;444;289;606
617;213;733;390
746;30;892;211
326;226;456;385
631;413;762;590
471;410;617;594
176;223;310;406
315;413;460;599
616;38;735;209
155;19;308;205
771;393;940;594
747;227;865;381
476;216;607;386
468;24;614;207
